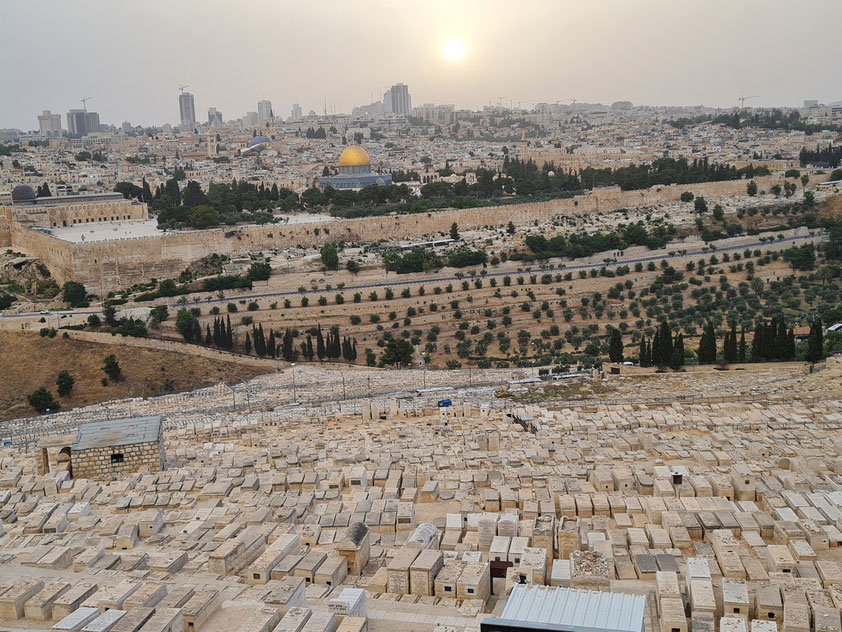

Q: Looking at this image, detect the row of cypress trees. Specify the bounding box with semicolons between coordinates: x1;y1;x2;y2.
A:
639;321;685;369
206;316;234;351
640;316;808;367
243;323;358;363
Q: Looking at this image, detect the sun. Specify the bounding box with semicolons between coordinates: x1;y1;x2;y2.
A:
442;39;467;62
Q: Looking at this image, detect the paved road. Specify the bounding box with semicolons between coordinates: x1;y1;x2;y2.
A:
0;230;827;320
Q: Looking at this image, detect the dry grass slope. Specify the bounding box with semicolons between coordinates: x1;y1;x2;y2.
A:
0;332;270;421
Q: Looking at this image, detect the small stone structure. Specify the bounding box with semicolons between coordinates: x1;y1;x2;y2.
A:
70;416;164;480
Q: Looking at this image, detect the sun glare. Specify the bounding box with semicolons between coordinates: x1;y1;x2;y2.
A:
442;39;466;62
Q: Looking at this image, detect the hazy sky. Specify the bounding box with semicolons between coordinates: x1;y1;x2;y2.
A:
2;0;841;130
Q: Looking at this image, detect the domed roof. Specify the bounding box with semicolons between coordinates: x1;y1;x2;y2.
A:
338;145;371;167
249;135;271;147
11;184;36;202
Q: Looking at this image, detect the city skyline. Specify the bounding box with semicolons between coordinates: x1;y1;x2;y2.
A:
2;0;842;130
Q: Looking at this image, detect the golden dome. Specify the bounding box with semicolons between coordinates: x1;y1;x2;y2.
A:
338;145;371;167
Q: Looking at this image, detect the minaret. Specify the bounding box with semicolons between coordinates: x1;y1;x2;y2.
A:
207;132;215;157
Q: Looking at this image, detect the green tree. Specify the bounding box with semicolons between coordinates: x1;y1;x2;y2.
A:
175;308;199;341
28;387;59;413
680;191;694;203
189;205;220;228
608;329;624;362
102;300;117;326
381;338;414;367
669;334;685;370
102;355;122;382
282;328;295;361
746;180;758;196
56;370;75;397
247;262;271;281
506;221;516;235
697;321;717;364
62;281;88;307
694;196;708;214
346;259;360;274
320;244;339;270
450;222;460;241
806;318;825;363
150;305;169;325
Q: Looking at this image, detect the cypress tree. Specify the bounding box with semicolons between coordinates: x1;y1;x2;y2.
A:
316;326;326;361
726;321;738;363
331;327;341;358
806;318;824;363
256;323;266;356
698;321;717;364
192;319;201;344
738;330;746;363
306;335;314;360
639;336;647;367
670;333;685;369
267;330;276;358
608;329;624;363
282;328;294;361
351;339;357;361
245;332;252;355
662;321;673;366
706;321;717;363
205;324;212;346
226;316;233;350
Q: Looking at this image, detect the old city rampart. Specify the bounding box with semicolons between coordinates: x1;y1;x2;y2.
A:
4;174;825;292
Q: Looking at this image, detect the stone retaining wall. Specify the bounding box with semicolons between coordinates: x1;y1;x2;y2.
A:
5;173;829;292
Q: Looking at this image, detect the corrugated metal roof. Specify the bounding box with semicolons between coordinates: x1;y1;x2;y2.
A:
71;416;161;451
487;586;646;632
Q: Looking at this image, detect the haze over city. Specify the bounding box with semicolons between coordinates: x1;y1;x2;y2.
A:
3;3;842;632
2;0;842;129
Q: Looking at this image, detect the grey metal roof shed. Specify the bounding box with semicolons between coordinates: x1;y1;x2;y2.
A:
71;416;162;451
482;585;646;632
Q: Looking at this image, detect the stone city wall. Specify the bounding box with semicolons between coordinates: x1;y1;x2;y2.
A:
71;440;164;480
3;173;825;292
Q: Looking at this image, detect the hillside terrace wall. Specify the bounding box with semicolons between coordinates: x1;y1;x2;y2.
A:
5;173;824;292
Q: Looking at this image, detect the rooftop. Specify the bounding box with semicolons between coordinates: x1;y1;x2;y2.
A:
71;415;162;451
486;586;646;632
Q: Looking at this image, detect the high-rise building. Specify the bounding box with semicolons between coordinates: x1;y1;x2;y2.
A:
242;111;258;127
85;111;100;134
66;109;99;137
179;92;196;128
257;100;273;123
388;83;411;116
37;110;62;137
804;99;819;109
121;121;132;133
291;103;302;122
208;107;223;126
383;90;393;114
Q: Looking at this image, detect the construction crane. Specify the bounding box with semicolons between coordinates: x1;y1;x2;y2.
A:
81;97;92;111
738;95;758;108
178;85;189;94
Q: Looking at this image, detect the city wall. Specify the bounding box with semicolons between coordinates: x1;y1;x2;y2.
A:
6;173;824;292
